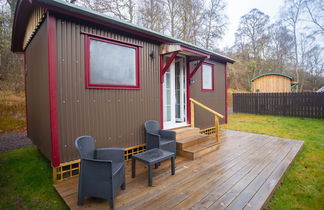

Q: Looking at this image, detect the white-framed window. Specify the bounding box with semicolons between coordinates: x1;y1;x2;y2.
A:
202;63;214;91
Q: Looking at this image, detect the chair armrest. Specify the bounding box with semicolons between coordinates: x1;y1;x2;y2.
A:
146;133;160;150
159;130;176;140
96;148;125;162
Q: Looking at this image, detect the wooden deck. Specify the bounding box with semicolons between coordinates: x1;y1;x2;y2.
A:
54;130;303;210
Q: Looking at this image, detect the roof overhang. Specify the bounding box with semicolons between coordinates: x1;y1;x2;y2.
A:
160;44;210;61
11;0;235;64
11;0;35;52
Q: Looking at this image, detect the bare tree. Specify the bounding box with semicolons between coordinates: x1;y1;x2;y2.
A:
166;0;179;37
268;22;294;73
281;0;304;91
305;45;324;90
78;0;136;23
201;0;227;50
0;0;23;91
304;0;324;36
137;0;167;32
233;8;270;85
5;0;16;20
176;0;204;44
236;9;269;59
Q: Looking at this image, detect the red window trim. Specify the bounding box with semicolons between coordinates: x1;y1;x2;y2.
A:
201;62;214;92
84;35;140;90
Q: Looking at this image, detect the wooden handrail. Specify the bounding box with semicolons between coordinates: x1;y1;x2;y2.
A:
189;98;224;118
189;98;224;142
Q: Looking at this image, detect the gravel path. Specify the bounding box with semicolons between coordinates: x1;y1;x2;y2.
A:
0;132;32;152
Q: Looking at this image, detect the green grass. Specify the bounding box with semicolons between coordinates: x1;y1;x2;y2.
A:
226;113;324;210
0;146;67;209
0;91;26;134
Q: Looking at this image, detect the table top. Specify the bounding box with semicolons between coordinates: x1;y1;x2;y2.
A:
132;148;175;164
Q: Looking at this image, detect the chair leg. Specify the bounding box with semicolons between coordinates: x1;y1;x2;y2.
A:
77;178;84;206
121;182;126;190
77;193;84;206
109;198;114;210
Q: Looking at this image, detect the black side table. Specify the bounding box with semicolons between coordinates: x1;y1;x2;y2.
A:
131;148;175;186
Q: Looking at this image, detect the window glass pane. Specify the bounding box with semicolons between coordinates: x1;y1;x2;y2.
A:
164;105;171;122
166;89;171;105
175;64;181;118
165;70;171;88
202;64;212;90
89;39;136;86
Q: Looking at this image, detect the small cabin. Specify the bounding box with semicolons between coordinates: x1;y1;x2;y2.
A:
251;73;297;93
11;0;234;173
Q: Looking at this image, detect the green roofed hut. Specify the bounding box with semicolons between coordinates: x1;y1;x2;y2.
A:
251;73;298;93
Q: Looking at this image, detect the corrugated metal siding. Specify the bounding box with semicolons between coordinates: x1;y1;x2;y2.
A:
190;60;226;129
56;18;160;163
25;18;52;160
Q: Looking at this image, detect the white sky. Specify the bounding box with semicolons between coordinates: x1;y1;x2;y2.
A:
219;0;285;49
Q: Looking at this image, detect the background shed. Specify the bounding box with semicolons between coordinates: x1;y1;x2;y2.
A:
251;73;297;93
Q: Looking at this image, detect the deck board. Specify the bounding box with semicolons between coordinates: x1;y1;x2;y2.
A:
54;130;303;210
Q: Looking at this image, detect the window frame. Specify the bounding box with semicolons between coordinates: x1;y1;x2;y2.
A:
201;62;214;92
84;35;140;90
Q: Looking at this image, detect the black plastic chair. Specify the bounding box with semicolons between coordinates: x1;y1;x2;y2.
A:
75;136;125;209
144;120;176;154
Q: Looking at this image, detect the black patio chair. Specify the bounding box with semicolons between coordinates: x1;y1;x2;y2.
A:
75;136;125;209
144;120;176;154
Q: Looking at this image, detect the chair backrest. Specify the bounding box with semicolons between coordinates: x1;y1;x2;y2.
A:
144;120;160;135
75;136;96;159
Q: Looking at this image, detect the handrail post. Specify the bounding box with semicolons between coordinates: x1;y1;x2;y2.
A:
191;100;195;128
215;116;219;142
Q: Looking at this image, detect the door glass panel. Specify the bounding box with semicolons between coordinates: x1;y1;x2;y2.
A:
163;57;187;128
164;69;172;122
175;62;181;119
183;66;186;122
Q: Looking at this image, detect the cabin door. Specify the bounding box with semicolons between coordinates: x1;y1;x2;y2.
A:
163;57;187;129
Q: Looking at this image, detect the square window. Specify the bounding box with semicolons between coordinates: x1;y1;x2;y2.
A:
85;36;140;89
202;63;214;91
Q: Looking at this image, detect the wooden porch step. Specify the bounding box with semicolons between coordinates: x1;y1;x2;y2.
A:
174;127;201;139
177;137;220;160
176;134;209;150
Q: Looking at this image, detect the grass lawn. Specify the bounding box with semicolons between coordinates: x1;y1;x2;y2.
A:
0;146;67;209
226;113;324;210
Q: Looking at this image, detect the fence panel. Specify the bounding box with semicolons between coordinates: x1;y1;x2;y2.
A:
233;92;324;119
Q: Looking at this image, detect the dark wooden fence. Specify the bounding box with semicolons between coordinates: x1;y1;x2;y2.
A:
233;92;324;119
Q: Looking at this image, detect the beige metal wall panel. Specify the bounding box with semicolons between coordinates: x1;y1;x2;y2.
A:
25;18;52;161
190;60;226;129
55;18;161;163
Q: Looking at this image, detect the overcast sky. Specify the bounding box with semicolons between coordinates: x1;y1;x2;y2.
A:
219;0;285;49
